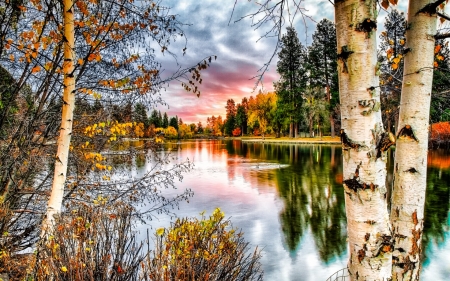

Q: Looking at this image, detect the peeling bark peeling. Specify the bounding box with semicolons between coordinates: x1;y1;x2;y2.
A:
335;0;392;280
390;1;438;280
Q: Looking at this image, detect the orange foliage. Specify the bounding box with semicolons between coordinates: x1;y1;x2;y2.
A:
430;122;450;142
232;128;241;137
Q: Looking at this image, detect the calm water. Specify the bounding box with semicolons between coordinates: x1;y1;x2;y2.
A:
128;140;450;281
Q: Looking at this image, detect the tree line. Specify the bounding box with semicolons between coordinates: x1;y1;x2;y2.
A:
212;15;450;146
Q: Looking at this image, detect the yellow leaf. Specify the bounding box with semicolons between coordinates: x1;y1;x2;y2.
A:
437;55;444;61
392;63;398;70
156;227;165;236
392;57;401;64
399;39;405;45
44;62;52;71
78;58;84;65
61;266;68;272
434;61;439;67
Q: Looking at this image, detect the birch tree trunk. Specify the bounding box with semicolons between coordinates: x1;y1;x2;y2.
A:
335;1;393;279
390;1;439;279
43;0;75;231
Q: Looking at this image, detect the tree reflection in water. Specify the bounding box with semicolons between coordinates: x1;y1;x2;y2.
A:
274;145;347;263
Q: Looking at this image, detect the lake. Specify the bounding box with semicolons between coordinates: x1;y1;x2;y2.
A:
126;140;450;281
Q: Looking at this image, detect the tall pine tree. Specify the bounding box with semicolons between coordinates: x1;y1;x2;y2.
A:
308;19;339;137
276;26;307;138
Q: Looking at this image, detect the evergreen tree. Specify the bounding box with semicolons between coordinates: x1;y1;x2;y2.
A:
134;103;149;127
197;121;203;133
308;19;339;136
158;111;163;127
276;26;307;137
224;99;236;136
163;112;169;128
149;109;161;128
236;104;246;136
169;116;179;130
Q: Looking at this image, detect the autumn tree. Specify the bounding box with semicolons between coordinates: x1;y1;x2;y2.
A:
0;0;208;267
248;91;277;138
378;9;407;133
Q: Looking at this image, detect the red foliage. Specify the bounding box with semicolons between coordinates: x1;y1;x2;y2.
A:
430;122;450;143
252;128;260;136
232;128;241;137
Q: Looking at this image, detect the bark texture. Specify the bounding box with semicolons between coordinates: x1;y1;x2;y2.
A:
335;1;392;280
390;1;438;280
44;0;75;230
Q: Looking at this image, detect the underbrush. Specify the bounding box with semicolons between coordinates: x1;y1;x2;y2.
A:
2;204;263;281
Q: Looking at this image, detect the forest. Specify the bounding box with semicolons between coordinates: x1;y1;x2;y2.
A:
1;0;450;280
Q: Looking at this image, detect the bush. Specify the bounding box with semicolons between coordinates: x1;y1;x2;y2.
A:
17;206;262;281
164;126;178;139
31;202;144;281
144;208;263;281
232;128;242;137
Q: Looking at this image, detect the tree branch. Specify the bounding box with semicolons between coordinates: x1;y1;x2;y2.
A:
417;0;446;15
435;32;450;39
437;11;450;21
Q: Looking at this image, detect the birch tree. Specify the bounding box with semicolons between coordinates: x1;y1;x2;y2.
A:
390;1;443;279
334;1;393;279
44;0;76;230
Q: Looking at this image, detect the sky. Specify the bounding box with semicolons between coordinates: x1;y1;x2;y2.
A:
154;0;409;125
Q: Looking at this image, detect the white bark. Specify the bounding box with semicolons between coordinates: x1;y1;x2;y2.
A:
43;0;75;232
335;1;392;280
390;1;438;280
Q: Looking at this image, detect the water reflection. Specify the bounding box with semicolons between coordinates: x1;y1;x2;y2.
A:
115;140;449;280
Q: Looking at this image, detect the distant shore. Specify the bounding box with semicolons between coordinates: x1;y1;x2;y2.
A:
234;136;341;145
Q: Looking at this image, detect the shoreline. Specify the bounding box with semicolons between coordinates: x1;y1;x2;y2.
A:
236;136;341;145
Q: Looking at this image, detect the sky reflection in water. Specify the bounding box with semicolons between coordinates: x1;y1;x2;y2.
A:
127;140;449;281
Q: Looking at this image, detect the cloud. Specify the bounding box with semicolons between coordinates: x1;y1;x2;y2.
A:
154;0;415;124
